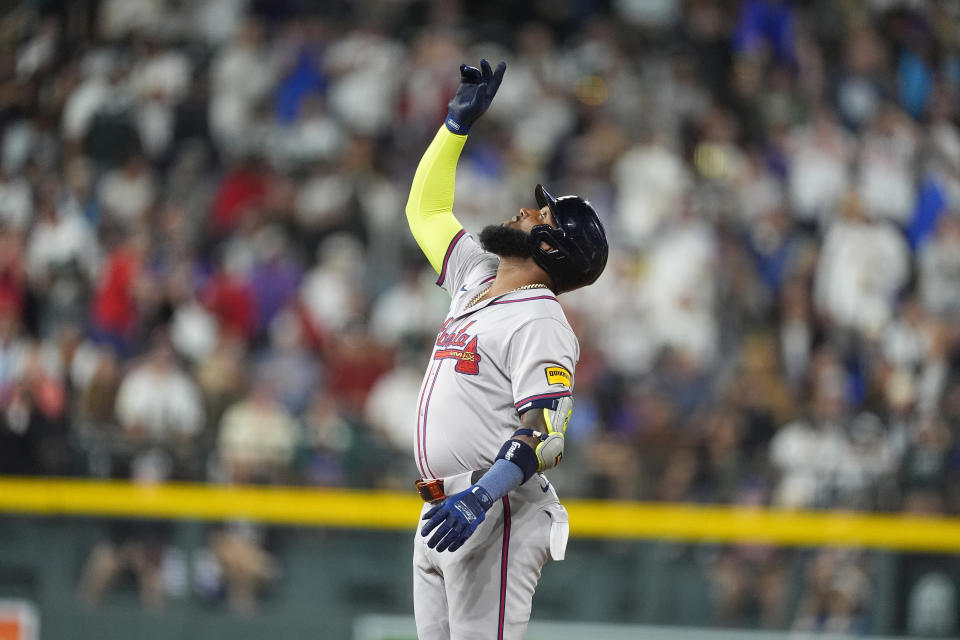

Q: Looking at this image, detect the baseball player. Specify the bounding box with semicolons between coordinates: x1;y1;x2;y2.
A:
405;59;608;639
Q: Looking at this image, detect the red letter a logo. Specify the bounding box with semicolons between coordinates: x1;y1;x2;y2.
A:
454;337;480;374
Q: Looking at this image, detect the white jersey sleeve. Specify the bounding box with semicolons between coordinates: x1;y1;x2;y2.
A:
435;230;499;297
508;317;579;414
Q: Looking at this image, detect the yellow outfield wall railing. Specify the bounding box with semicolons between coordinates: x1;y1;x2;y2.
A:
1;477;959;553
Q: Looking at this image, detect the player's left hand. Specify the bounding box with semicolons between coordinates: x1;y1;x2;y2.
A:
421;485;495;552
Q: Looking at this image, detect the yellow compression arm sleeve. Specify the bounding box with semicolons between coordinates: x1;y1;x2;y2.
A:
406;126;468;274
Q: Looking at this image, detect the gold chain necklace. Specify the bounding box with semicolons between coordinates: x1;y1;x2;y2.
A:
466;283;549;309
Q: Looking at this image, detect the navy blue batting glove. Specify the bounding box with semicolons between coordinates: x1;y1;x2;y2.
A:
444;59;506;135
420;485;495;552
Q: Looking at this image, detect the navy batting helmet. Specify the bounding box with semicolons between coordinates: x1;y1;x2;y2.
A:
530;184;608;293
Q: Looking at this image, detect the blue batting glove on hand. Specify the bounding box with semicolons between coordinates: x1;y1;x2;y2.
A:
444;59;506;135
420;485;495;552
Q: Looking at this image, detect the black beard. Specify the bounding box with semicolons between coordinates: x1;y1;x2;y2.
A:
479;224;533;258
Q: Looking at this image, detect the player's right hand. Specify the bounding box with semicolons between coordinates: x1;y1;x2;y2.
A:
444;59;506;135
420;485;494;552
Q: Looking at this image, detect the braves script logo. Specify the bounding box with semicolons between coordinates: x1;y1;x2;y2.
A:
434;319;481;374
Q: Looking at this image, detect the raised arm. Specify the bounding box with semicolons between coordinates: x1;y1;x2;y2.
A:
405;59;506;273
405;128;468;273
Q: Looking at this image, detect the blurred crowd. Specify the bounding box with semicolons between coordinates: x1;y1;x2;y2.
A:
0;0;959;630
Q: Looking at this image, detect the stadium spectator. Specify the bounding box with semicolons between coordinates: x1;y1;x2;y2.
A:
114;338;204;463
0;165;34;231
813;192;910;337
90;232;148;357
919;212;960;320
792;549;871;635
25;188;99;334
216;377;298;485
209;376;295;613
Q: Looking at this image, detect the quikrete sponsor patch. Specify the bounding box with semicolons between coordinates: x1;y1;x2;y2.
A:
545;366;571;387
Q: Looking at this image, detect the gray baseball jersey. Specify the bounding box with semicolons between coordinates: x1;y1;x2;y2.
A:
413;229;573;640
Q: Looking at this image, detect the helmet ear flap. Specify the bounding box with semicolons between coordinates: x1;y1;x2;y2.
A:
530;225;557;253
528;225;559;290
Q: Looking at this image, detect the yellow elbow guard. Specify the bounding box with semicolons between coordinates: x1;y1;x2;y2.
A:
536;395;572;471
535;432;565;471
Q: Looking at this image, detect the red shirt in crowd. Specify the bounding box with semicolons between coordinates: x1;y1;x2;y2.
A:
92;247;140;335
201;271;257;340
210;166;267;235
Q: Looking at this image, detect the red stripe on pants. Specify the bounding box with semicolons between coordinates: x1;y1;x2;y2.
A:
497;496;511;639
